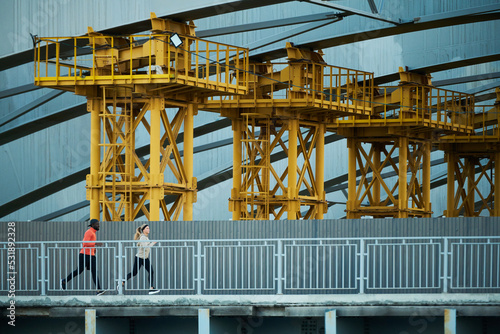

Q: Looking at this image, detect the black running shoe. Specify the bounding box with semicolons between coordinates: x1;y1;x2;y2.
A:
60;279;66;290
96;290;106;296
148;289;160;295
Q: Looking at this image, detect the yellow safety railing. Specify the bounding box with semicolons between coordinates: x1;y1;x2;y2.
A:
34;34;249;96
333;84;475;133
440;104;500;142
204;62;374;116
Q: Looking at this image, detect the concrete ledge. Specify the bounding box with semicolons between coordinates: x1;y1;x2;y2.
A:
2;293;499;308
1;294;499;318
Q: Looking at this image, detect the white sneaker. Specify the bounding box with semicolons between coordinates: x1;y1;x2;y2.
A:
117;281;124;291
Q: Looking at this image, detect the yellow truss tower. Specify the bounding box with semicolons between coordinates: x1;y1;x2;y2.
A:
332;68;474;218
201;43;374;220
439;88;500;217
34;13;248;221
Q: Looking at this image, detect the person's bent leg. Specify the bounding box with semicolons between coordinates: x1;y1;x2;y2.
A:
90;255;101;290
127;256;141;280
65;253;85;284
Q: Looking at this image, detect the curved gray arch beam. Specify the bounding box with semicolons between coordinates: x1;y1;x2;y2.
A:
0;0;294;71
249;4;500;62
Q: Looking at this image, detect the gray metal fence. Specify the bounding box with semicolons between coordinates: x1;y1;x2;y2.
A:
1;237;499;295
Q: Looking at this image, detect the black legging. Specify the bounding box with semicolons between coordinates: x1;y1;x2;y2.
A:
125;256;154;287
65;253;101;289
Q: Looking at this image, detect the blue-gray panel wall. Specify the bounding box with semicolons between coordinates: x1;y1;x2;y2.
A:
6;217;500;242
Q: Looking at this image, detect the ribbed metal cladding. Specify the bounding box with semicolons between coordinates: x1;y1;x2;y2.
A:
6;217;500;242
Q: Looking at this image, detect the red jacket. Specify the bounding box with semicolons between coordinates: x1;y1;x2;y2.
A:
80;227;97;256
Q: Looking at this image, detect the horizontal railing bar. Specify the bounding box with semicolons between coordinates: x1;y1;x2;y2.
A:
2;236;500;246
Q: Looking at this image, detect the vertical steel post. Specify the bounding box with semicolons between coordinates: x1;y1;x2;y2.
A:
117;241;123;295
277;240;283;294
197;240;202;295
232;118;242;220
373;143;381;207
149;97;162;221
466;159;475;216
423;141;432;217
325;309;337;334
184;104;195;220
288;119;298;219
444;309;457;334
40;243;46;296
443;237;448;293
398;137;408;218
347;137;357;219
359;239;365;294
125;97;133;221
446;153;456;217
85;309;96;334
316;123;325;219
198;308;210;334
495;152;500;216
89;98;101;220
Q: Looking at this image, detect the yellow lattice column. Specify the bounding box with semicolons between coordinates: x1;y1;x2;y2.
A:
446;151;457;217
372;143;382;207
343;133;433;219
243;115;270;220
231;118;243;220
315;123;326;219
287;118;299;220
183;104;196;221
422;141;432;217
398;137;409;218
149;97;163;221
346;137;358;219
445;152;497;217
87;98;102;220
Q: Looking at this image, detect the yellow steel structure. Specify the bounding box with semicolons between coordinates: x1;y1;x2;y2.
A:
332;68;475;218
202;43;374;219
34;13;488;221
34;13;249;221
440;88;500;217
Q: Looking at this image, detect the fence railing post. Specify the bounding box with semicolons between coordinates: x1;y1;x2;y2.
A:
277;240;283;295
443;237;449;293
359;239;365;294
117;241;123;295
197;241;202;295
40;242;46;296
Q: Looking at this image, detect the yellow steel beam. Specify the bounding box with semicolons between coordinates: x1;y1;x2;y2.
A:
149;97;163;221
347;137;357;219
315;123;325;219
287;118;298;220
398;137;408;218
87;98;101;220
231;119;243;220
183;104;196;221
